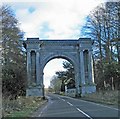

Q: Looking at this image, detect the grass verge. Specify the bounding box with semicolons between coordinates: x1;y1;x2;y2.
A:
2;96;47;117
81;90;119;106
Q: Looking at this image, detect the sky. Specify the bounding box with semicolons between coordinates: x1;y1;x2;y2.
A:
1;0;113;88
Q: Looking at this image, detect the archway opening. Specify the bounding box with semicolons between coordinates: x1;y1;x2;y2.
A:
43;58;75;96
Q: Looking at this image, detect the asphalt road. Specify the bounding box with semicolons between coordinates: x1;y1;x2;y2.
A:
33;93;119;118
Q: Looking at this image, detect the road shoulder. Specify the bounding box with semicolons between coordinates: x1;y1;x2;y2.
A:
31;98;49;117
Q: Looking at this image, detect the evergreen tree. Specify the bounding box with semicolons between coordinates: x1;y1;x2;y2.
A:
50;61;75;93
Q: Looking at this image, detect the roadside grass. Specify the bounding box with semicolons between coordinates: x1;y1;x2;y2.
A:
2;96;47;117
81;90;119;106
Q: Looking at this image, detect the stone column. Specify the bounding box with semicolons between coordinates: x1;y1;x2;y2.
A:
75;65;80;96
36;51;40;85
88;50;94;83
27;51;31;85
40;69;44;97
80;50;85;85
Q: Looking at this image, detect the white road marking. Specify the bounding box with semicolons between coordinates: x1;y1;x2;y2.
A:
67;102;73;106
58;97;61;99
79;99;119;111
60;95;119;111
39;112;43;117
61;99;65;101
39;105;48;117
76;108;93;119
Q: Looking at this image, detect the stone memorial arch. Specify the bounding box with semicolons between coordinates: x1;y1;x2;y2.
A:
25;38;96;97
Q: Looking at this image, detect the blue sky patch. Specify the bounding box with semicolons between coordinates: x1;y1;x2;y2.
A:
39;22;54;38
28;7;35;13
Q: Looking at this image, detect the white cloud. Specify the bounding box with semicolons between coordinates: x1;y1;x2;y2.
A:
6;0;106;39
44;59;66;88
2;0;109;87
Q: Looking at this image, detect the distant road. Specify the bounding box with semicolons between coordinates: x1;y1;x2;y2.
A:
33;93;119;118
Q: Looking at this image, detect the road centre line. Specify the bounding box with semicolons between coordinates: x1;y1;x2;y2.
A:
58;97;61;99
79;99;119;111
67;102;73;106
61;99;65;101
66;100;92;118
58;97;66;102
60;95;119;111
76;108;93;119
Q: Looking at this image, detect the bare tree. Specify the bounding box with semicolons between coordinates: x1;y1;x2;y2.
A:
82;2;120;90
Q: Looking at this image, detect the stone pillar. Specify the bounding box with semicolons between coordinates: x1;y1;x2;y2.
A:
75;66;80;96
88;50;94;83
39;68;44;97
36;51;40;85
80;50;85;85
26;50;43;97
27;51;31;85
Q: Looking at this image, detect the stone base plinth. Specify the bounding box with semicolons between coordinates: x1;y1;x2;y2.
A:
26;87;43;96
65;88;76;97
81;84;96;96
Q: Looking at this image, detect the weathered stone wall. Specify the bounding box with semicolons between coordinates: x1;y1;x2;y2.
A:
25;38;96;97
